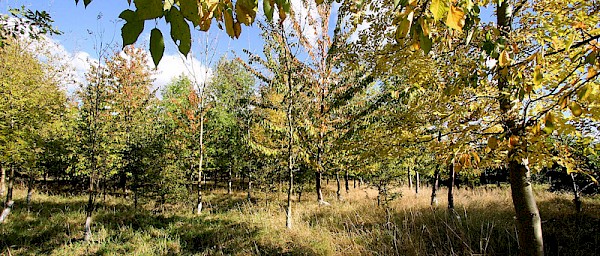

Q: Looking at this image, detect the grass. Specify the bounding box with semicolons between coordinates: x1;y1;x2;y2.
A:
1;183;599;255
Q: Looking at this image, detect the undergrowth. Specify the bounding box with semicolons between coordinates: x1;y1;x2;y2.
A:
1;185;599;255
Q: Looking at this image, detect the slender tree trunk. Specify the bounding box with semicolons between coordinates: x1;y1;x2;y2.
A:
353;177;356;189
84;173;95;242
408;167;413;190
415;172;420;195
247;170;252;201
0;165;15;223
197;114;204;215
316;171;324;202
509;160;544;255
0;164;5;200
297;184;303;202
284;33;294;229
359;177;363;188
344;170;350;194
497;2;543;255
431;168;440;206
227;167;232;195
570;173;581;213
448;164;455;210
336;171;342;201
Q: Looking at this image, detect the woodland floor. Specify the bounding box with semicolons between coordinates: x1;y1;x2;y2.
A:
1;183;599;255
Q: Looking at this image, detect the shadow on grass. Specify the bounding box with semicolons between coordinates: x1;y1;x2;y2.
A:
1;195;319;255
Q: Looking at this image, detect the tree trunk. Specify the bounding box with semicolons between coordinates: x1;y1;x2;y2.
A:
0;164;5;200
497;1;544;254
415;172;420;195
509;160;544;256
0;165;15;223
359;177;363;188
247;170;252;201
353;177;356;189
336;171;342;201
431;168;440;206
197;114;204;215
344;170;350;194
570;173;581;213
316;171;324;202
408;167;413;190
297;184;303;202
227;167;232;195
84;174;95;242
448;164;455;210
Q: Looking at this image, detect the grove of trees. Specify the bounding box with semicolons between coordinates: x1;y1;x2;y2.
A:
1;1;599;255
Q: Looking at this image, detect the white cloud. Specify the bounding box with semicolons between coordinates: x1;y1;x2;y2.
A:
151;53;212;94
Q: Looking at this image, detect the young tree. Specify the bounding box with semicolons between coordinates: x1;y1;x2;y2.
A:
0;38;65;222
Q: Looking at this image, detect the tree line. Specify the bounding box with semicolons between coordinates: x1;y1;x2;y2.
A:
1;1;600;255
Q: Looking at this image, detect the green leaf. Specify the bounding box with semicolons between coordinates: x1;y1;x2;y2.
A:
119;9;137;22
264;0;274;21
224;8;235;38
120;10;144;47
543;113;555;134
430;0;448;22
134;0;163;20
395;11;414;41
419;30;432;54
166;8;191;56
282;0;291;13
533;65;543;88
569;101;583;117
179;0;200;26
150;28;164;67
395;0;408;8
235;0;258;26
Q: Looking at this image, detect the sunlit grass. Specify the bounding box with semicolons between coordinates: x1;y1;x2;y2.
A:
1;183;599;255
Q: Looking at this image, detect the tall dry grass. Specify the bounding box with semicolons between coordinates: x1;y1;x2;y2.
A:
1;183;599;255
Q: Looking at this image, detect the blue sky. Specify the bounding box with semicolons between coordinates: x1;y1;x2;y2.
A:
0;0;270;93
0;0;264;58
1;0;496;93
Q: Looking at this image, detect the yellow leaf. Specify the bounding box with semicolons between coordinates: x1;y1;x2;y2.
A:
446;5;465;31
420;17;430;38
569;101;583;117
471;152;480;165
430;0;449;22
533;65;543;88
499;49;511;67
588;66;598;79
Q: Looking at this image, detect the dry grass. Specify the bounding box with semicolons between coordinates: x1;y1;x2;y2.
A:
1;183;599;255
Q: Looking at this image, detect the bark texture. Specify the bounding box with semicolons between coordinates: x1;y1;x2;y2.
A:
497;1;544;254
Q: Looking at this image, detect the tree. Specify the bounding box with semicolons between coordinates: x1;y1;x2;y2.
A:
0;37;65;222
206;57;254;195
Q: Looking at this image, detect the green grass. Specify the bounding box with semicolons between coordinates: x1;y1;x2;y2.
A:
1;184;599;255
